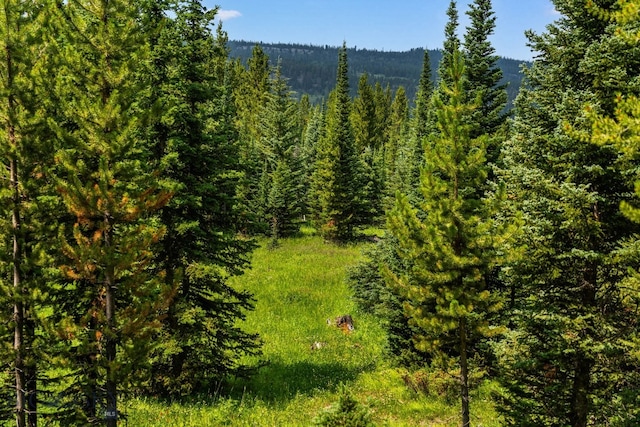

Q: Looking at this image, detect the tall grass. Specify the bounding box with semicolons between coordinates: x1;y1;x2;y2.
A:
122;234;502;426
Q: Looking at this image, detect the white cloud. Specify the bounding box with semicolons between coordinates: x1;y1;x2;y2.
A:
218;9;242;21
548;6;561;16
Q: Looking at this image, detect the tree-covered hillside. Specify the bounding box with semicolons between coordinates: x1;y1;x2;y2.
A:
228;40;525;106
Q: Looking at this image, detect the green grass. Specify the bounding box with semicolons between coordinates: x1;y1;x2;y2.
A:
123;234;502;426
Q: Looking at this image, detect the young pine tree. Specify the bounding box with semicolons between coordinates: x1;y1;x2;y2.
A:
385;51;512;427
49;2;172;424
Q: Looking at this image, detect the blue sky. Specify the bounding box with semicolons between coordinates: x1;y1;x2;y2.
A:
205;0;560;61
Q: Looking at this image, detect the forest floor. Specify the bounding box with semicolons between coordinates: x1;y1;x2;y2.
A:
126;231;502;426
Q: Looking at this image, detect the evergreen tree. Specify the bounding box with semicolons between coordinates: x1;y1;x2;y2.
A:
0;3;48;425
261;64;303;240
386;50;511;427
145;1;260;396
234;45;272;233
414;50;434;141
438;1;461;87
463;0;507;139
313;387;373;427
399;50;435;206
351;74;385;222
300;103;325;217
497;0;640;425
310;44;366;241
351;73;377;152
48;2;173;423
383;86;410;209
373;82;392;150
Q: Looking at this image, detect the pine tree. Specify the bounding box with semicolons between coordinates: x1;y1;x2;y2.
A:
144;1;260;396
497;0;640;424
386;50;511;427
48;2;172;423
0;3;46;425
310;44;366;241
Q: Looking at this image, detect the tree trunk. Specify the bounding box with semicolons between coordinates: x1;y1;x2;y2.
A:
11;153;25;427
6;24;26;426
570;265;596;427
104;216;117;427
459;317;470;427
25;314;36;427
570;354;590;427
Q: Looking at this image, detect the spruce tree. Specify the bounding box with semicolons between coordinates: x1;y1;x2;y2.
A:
351;73;377;152
300;104;325;217
386;50;511;427
383;86;410;209
463;0;507;141
401;50;435;205
373;82;392;150
145;1;260;396
234;45;272;233
439;1;461;87
497;0;640;424
352;74;385;223
413;49;434;141
261;64;303;240
310;44;365;241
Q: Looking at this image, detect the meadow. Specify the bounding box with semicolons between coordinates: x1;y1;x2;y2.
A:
125;233;502;426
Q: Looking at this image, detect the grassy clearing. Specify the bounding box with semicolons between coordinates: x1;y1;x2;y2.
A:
124;233;501;426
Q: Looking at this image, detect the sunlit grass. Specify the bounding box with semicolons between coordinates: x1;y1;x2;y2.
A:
120;234;503;426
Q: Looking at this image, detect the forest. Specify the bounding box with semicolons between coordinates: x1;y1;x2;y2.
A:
0;0;638;426
227;41;526;105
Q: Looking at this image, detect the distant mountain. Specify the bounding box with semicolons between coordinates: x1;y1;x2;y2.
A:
228;40;529;108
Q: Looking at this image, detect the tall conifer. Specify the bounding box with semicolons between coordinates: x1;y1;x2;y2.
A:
49;2;172;423
414;50;434;140
463;0;507;147
261;64;303;240
145;1;260;396
0;3;46;425
497;0;640;424
310;44;365;241
438;1;461;87
234;45;272;233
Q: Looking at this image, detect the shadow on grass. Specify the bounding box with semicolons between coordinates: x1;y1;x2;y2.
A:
228;360;370;403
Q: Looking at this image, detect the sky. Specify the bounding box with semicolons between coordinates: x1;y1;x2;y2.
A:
204;0;560;61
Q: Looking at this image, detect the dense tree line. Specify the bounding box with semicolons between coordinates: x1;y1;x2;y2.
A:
0;0;638;426
228;40;524;106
